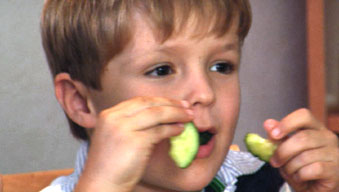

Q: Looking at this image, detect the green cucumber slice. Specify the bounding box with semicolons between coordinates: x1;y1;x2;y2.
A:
244;133;277;162
169;122;199;168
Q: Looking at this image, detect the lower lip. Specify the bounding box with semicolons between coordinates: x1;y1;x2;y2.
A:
196;135;215;159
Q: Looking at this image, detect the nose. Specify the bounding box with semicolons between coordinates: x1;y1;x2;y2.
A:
182;71;215;107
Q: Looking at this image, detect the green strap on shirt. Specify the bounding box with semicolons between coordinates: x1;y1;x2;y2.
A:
206;177;225;192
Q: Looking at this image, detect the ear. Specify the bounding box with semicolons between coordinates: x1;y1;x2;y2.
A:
54;73;97;129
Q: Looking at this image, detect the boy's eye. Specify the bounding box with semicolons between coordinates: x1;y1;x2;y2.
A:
145;65;173;77
210;62;235;74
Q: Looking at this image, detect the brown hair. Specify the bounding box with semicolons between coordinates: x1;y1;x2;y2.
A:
41;0;252;140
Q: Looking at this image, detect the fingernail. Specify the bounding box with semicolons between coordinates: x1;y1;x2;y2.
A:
181;100;190;108
265;119;276;130
186;109;194;116
270;158;279;167
272;128;281;138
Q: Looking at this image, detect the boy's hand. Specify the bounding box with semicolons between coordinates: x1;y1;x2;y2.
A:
264;108;339;192
75;97;193;192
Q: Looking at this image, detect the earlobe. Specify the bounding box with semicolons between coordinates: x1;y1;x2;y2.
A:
54;73;97;129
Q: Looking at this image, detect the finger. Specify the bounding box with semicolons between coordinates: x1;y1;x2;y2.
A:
104;96;190;117
282;147;333;176
271;108;325;140
263;119;280;140
294;161;335;183
263;119;279;132
144;123;186;144
99;96;190;119
120;105;194;131
271;129;329;167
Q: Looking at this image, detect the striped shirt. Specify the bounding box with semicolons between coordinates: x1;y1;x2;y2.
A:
41;141;291;192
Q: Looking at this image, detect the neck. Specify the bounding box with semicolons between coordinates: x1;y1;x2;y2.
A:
133;181;190;192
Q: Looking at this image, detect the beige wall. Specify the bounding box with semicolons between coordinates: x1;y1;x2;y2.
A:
0;1;307;174
234;0;307;149
0;1;79;174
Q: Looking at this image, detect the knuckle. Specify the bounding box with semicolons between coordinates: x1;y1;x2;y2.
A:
334;148;339;164
98;109;108;118
297;108;311;116
284;164;294;175
134;96;170;106
313;162;325;176
145;106;167;123
98;110;116;123
98;110;111;122
294;108;313;124
294;131;309;144
97;110;123;130
149;105;183;118
326;131;339;144
297;152;309;166
148;106;164;116
299;108;313;121
298;162;324;182
134;96;149;103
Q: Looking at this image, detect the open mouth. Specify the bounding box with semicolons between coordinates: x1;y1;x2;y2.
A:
199;131;214;145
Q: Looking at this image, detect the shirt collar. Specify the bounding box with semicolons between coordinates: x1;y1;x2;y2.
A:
72;142;264;192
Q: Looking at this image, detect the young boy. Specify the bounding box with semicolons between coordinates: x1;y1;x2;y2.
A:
40;0;339;191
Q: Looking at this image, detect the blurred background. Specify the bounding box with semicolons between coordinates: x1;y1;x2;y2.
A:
0;1;337;174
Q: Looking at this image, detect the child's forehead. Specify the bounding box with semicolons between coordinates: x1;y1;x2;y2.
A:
126;12;240;55
111;15;240;70
129;0;242;43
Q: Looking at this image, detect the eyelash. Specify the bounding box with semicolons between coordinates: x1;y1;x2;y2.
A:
145;64;173;77
209;62;235;74
145;61;235;77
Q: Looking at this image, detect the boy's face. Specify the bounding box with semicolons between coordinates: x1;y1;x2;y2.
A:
89;14;241;191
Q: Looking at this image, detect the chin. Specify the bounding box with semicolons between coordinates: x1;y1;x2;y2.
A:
140;163;217;192
159;175;213;192
177;176;213;191
168;164;220;191
142;139;228;191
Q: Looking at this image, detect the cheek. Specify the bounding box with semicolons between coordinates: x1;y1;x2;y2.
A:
214;82;240;129
115;81;165;99
91;80;157;112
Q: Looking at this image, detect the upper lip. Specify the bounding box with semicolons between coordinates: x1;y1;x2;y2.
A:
195;125;217;134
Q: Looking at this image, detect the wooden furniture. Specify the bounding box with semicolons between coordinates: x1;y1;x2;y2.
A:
306;0;339;132
1;169;73;192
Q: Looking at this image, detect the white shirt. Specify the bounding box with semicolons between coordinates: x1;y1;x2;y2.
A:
41;141;291;192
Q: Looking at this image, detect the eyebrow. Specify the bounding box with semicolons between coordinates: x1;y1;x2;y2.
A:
155;41;239;55
118;40;240;72
223;43;239;51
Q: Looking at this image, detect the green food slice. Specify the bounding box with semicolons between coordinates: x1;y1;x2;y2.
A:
169;122;199;168
244;133;277;162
